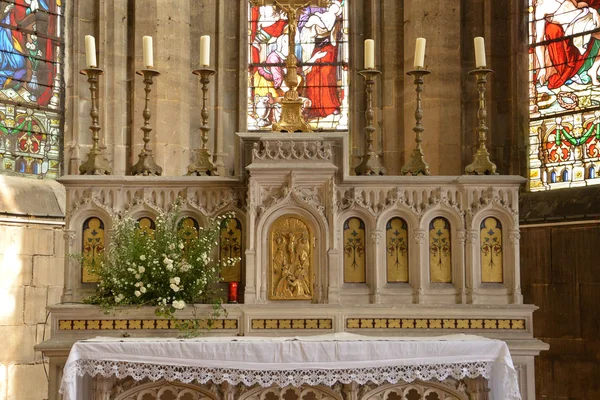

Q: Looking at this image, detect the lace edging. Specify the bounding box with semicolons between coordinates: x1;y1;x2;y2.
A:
60;359;493;395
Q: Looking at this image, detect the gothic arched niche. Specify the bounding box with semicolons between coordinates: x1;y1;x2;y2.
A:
269;215;313;300
429;217;452;283
82;216;105;283
113;379;220;400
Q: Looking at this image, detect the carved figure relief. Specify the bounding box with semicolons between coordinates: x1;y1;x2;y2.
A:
220;218;243;282
386;217;409;283
480;217;503;283
343;217;366;283
269;215;313;300
429;217;452;283
82;217;105;283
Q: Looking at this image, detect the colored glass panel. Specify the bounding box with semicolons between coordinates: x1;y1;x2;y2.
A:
343;217;365;283
386;217;408;283
220;217;242;282
528;0;600;190
247;1;349;131
480;217;503;283
429;217;451;283
0;0;64;178
82;217;104;283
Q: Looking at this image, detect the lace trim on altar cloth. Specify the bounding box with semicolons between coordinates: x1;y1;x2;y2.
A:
59;359;522;395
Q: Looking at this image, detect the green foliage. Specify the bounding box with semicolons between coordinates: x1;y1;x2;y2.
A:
82;202;237;334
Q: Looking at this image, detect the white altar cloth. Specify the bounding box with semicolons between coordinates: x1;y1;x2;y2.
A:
60;333;520;400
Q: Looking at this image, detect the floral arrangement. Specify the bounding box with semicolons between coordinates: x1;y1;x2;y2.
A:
84;204;236;327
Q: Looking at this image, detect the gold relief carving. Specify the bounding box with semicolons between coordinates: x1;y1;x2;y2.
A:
484;319;498;329
343;217;366;283
270;215;313;300
279;319;292;329
415;319;428;329
251;318;332;329
266;319;279;329
224;319;238;329
429;217;452;283
429;319;442;329
129;320;142;329
293;319;305;329
58;320;72;330
470;320;483;329
443;319;456;329
402;319;415;328
178;217;199;248
319;319;332;329
511;319;525;329
456;319;470;329
156;320;170;329
137;217;156;237
388;319;401;328
480;217;503;283
73;320;86;330
346;318;360;329
82;217;105;283
87;320;100;329
142;320;156;329
252;319;265;329
498;319;511;329
386;217;409;283
305;319;319;329
374;319;387;328
220;218;243;282
114;320;128;329
360;319;374;328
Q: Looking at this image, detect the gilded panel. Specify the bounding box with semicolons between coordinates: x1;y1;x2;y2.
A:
269;215;313;300
480;217;503;283
220;218;242;282
178;217;199;247
343;217;366;283
82;217;105;283
137;217;156;237
386;217;409;282
429;217;452;283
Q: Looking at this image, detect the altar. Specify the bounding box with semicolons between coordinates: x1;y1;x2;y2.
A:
60;333;520;400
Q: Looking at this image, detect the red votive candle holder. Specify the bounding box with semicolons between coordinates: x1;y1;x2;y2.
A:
228;281;238;303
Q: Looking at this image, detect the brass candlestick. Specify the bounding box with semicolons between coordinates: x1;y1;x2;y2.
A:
355;69;386;176
271;1;312;133
402;68;431;176
188;68;218;176
131;69;163;176
79;68;111;175
465;67;497;175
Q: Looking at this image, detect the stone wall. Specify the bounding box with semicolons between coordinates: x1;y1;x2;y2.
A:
0;177;65;399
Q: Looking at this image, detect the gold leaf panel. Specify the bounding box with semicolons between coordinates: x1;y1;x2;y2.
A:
269;215;313;300
137;217;155;238
82;217;104;283
220;218;243;282
429;217;452;283
343;217;366;283
386;217;409;282
480;217;503;283
178;217;199;247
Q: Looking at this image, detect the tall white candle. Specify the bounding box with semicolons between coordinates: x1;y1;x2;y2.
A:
474;36;486;68
414;37;426;68
364;39;374;69
200;35;210;67
85;35;96;68
143;36;153;68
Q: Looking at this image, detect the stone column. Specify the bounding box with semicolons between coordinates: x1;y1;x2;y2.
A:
403;2;462;175
131;0;192;176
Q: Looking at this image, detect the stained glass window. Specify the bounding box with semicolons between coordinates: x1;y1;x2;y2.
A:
429;217;451;283
247;1;349;131
0;0;64;178
528;0;600;190
343;217;365;283
480;217;503;283
386;217;408;283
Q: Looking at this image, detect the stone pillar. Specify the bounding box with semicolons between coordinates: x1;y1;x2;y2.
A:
131;0;192;176
403;2;462;175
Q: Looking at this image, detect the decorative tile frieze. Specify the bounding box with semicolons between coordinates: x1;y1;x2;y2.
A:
251;318;332;330
345;318;526;330
58;319;239;330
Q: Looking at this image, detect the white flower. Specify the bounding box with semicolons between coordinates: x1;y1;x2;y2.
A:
138;266;145;273
134;290;141;297
168;243;175;251
181;263;191;272
117;293;125;301
139;255;146;261
178;242;184;250
135;274;141;279
163;257;173;265
166;264;173;271
172;300;186;310
170;283;180;292
135;282;140;287
201;253;209;264
169;277;181;285
140;286;147;293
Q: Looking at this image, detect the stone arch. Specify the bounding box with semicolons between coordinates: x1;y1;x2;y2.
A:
359;381;467;400
113;379;219;400
238;385;342;400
